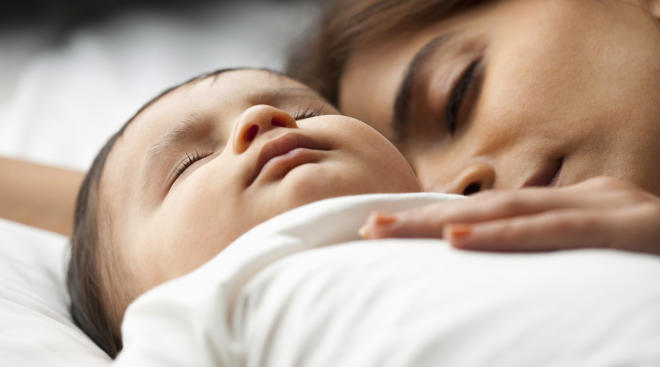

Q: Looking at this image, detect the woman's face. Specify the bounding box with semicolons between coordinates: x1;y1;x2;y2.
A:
101;69;419;295
340;0;660;195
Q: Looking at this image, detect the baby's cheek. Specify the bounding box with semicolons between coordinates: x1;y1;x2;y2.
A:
137;197;222;285
175;176;260;255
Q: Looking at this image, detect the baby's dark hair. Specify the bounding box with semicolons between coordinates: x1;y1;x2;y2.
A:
286;0;488;106
66;67;243;358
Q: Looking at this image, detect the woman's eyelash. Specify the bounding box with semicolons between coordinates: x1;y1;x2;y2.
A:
172;151;208;182
292;106;324;120
446;59;481;135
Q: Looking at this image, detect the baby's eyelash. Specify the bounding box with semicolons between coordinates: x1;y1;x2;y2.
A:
172;151;208;182
292;105;324;120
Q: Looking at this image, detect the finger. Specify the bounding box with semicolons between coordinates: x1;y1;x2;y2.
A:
359;211;445;239
360;188;596;239
445;209;615;252
413;187;607;222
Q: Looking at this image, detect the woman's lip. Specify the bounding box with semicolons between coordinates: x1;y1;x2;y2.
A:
522;158;564;188
250;133;326;185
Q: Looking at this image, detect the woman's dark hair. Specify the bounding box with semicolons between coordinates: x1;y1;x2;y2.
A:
66;68;239;358
286;0;488;106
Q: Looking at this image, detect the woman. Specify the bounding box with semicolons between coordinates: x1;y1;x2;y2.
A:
3;0;660;253
289;0;660;253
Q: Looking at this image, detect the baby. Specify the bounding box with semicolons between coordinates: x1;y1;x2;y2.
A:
67;67;421;358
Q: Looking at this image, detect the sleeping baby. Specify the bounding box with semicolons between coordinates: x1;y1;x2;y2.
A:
67;67;424;358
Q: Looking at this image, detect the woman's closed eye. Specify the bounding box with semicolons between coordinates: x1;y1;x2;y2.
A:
446;59;481;135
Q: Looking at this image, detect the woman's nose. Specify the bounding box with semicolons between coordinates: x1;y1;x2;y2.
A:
232;105;298;154
446;162;496;196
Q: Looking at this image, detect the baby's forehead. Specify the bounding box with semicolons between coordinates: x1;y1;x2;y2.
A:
185;68;307;96
126;68;310;133
147;69;315;118
138;68;308;113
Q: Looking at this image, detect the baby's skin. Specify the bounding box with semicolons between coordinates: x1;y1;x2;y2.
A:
97;68;421;325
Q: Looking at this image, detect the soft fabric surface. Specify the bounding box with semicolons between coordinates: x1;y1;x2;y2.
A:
117;193;660;366
0;220;111;365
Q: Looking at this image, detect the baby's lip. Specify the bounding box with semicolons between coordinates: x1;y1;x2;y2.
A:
250;132;328;185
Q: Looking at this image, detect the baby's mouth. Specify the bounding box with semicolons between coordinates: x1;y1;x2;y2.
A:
249;133;328;185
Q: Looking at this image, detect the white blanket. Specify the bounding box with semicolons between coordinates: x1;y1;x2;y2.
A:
116;193;660;367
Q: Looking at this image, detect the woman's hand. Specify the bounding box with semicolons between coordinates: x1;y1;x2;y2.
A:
359;177;660;255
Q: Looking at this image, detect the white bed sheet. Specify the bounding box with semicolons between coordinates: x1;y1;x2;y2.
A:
0;220;111;365
117;193;660;367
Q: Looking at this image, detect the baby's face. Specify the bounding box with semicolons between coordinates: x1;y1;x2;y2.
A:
101;69;420;296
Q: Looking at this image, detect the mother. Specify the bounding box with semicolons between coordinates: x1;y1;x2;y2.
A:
288;0;660;253
2;0;660;253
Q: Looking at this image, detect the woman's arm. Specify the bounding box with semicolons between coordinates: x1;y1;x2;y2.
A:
1;157;84;236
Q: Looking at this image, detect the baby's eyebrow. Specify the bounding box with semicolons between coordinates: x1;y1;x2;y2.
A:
141;113;209;195
247;87;325;106
144;113;206;167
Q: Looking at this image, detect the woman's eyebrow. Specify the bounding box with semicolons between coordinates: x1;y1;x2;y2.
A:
392;32;455;141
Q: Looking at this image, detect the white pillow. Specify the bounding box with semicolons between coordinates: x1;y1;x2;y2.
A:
0;219;111;366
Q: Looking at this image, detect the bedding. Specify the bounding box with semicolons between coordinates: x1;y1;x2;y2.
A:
116;193;660;366
0;219;111;366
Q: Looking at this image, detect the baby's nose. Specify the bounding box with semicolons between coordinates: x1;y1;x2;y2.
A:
232;105;298;154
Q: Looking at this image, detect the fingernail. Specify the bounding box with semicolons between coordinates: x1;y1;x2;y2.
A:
446;224;472;240
358;225;370;238
373;213;398;226
360;212;397;239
